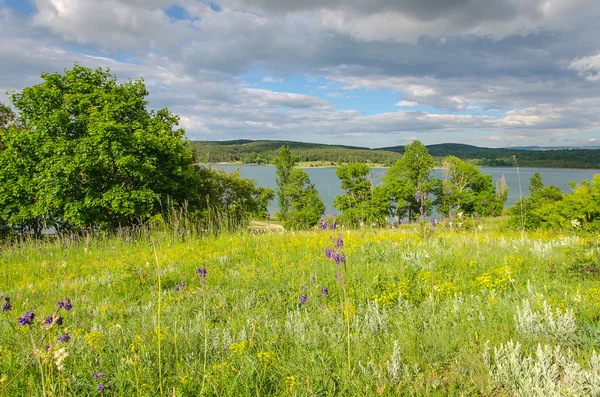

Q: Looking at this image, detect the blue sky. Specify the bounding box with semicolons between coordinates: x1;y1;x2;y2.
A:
1;0;599;148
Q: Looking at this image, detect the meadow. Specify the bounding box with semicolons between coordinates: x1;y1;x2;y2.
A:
1;223;599;396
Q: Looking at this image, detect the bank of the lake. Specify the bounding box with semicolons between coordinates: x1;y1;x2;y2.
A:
209;164;600;216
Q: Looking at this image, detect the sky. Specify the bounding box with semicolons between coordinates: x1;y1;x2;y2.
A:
1;0;600;148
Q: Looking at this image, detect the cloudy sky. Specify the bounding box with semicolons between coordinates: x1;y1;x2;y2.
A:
1;0;600;148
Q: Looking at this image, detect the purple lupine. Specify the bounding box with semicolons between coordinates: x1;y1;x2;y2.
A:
2;297;11;312
415;191;421;202
197;267;207;284
45;315;54;325
321;287;329;297
18;311;35;326
335;234;344;249
97;383;105;393
175;280;185;291
93;373;106;380
299;294;308;306
333;252;346;266
57;298;73;311
58;333;70;343
320;218;327;230
325;246;333;259
301;285;308;291
329;219;336;230
431;220;437;228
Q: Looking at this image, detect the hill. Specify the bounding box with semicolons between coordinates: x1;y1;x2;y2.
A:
190;140;600;169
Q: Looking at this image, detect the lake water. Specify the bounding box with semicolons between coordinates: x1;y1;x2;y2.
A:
211;165;600;216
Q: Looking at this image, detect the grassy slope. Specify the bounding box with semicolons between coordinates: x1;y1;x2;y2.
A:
1;226;599;396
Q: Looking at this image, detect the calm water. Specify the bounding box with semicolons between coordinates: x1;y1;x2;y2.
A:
211;165;600;216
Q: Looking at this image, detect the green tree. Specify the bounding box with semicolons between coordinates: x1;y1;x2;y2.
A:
529;172;544;195
334;163;389;227
274;145;296;220
0;65;273;235
284;169;325;230
383;140;435;221
436;156;507;217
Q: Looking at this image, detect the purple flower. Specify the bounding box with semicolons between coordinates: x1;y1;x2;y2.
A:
431;220;437;228
57;298;73;311
55;316;63;326
335;234;344;249
1;296;11;312
325;247;333;259
333;252;346;266
175;280;184;291
18;311;35;326
329;219;336;230
93;373;106;380
97;383;105;393
419;207;424;215
321;287;329;297
320;218;327;230
301;285;308;291
424;192;429;200
45;345;50;351
415;191;421;202
45;315;54;325
311;276;316;283
197;267;207;284
299;294;308;306
58;333;70;343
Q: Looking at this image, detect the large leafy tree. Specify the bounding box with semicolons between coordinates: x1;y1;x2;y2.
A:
435;156;507;217
334;163;389;227
284;169;325;230
0;65;214;233
274;145;296;220
383;140;435;221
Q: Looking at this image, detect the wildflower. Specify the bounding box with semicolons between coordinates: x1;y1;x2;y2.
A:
18;311;35;326
320;218;327;230
415;191;421;202
301;285;308;291
333;252;346;266
299;294;308;306
93;373;106;380
45;315;54;325
97;383;105;393
175;280;184;291
311;276;316;283
419;206;424;215
1;296;11;312
329;219;336;230
57;298;73;311
58;333;71;343
335;234;344;249
45;345;50;351
321;287;329;297
53;348;68;371
197;267;207;284
431;220;437;228
325;246;333;259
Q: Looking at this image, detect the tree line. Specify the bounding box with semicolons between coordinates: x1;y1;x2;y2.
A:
193;140;600;169
274;141;509;230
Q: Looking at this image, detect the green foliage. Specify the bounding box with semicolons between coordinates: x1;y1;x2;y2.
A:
382;140;434;221
334;163;388;227
509;174;600;231
0;66;274;237
435;156;507;217
529;172;544;195
284;169;325;230
274;145;296;220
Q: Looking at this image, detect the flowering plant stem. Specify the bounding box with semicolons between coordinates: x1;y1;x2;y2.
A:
29;328;47;397
152;243;163;396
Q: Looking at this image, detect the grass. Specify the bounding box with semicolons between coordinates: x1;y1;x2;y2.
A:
0;223;599;396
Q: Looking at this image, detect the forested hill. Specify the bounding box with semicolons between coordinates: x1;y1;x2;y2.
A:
191;140;600;169
190;140;402;165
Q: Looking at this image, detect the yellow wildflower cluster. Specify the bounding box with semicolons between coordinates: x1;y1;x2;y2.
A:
229;339;254;355
476;265;514;291
256;351;276;365
84;331;106;350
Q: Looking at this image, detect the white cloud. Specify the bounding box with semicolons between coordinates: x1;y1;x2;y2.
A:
396;100;418;107
569;53;600;81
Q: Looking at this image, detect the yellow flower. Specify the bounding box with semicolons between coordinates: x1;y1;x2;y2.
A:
256;351;275;365
285;375;296;395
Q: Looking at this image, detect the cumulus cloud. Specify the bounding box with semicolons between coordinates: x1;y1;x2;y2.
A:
1;0;600;147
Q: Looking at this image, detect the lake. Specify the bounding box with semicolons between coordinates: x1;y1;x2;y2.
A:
210;165;600;216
